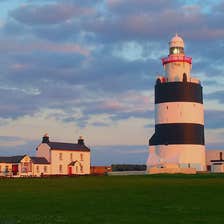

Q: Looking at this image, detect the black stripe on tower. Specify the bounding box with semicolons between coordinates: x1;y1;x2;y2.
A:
155;82;203;104
149;123;204;146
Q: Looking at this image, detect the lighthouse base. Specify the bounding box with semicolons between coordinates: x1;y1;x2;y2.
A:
148;167;197;174
147;144;206;172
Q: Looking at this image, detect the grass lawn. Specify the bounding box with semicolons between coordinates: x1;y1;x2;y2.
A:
0;174;223;223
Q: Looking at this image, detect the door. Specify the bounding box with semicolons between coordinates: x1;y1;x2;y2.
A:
68;166;72;175
12;165;18;175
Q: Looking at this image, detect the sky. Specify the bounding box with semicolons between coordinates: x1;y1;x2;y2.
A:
0;0;224;165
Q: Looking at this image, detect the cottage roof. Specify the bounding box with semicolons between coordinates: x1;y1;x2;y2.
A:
46;142;90;152
30;157;50;164
0;155;26;163
0;155;50;164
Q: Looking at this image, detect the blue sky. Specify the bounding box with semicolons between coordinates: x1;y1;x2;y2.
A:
0;0;224;165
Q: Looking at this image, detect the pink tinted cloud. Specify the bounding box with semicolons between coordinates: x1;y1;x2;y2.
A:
11;63;29;71
89;1;224;42
107;0;169;10
11;3;96;25
0;39;90;56
107;0;121;7
101;100;124;111
99;92;153;113
120;91;152;105
44;43;91;56
185;28;224;41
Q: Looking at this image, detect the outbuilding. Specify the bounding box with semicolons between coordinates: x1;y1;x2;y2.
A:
206;150;224;172
0;155;50;177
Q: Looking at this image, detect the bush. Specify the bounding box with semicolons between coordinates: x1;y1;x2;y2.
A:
111;164;146;171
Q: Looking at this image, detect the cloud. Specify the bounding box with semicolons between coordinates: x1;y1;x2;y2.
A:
0;138;38;156
0;81;85;119
206;91;224;103
91;145;148;165
91;122;110;127
206;142;224;150
82;91;153;119
107;0;179;14
0;38;90;56
205;110;224;129
78;1;224;43
5;0;224;44
0;33;155;124
10;3;95;25
0;135;23;142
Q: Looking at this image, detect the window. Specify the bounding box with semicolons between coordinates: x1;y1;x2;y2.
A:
80;165;83;173
5;166;9;173
0;165;1;173
21;162;29;173
220;152;223;160
169;47;184;55
70;153;73;161
76;166;78;173
59;165;63;173
36;166;39;173
59;153;63;161
29;162;32;172
80;153;83;161
44;166;47;173
183;73;187;82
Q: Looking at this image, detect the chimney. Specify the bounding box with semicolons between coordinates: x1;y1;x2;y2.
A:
42;133;50;143
78;136;84;145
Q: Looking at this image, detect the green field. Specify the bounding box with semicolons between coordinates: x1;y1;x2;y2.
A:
0;174;223;223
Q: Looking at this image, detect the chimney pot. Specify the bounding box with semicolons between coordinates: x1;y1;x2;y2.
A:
42;133;50;143
78;136;84;145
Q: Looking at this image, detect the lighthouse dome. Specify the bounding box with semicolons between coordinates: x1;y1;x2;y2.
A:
169;34;184;48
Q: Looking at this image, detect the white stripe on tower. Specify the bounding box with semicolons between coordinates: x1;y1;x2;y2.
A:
155;102;204;124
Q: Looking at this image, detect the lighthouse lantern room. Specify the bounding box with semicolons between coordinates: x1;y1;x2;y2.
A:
147;34;206;172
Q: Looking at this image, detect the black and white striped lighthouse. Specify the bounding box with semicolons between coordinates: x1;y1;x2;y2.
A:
147;34;206;171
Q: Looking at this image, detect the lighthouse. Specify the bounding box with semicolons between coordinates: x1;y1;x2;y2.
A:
147;34;206;172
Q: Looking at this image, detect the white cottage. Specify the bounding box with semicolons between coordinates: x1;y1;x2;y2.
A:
206;150;224;173
0;155;50;177
36;134;91;175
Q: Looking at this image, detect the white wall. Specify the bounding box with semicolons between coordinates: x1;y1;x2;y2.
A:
33;164;51;176
164;60;191;82
211;164;224;173
50;150;90;175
